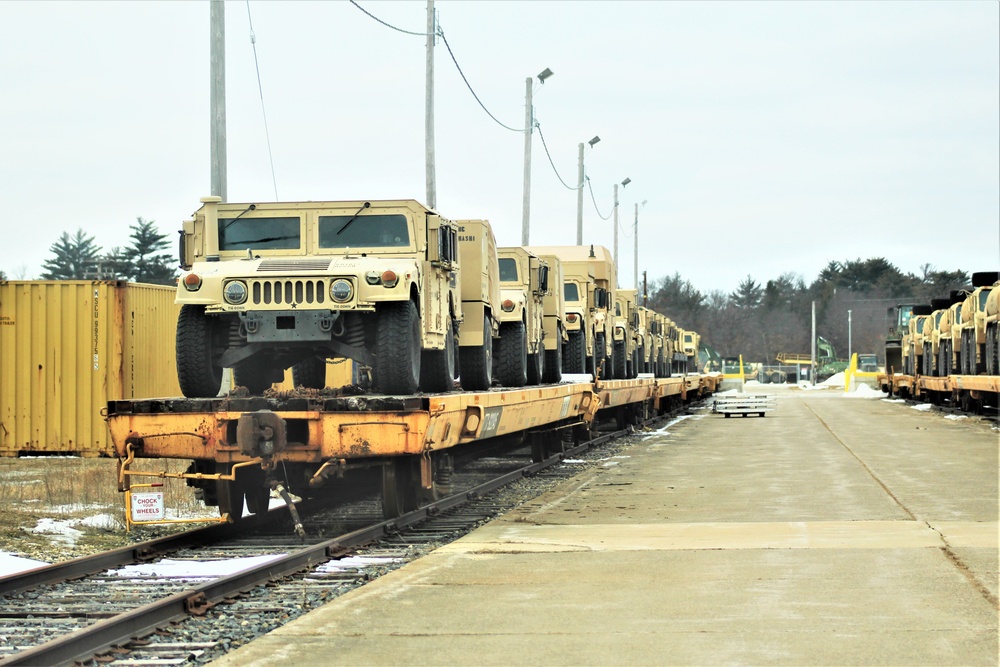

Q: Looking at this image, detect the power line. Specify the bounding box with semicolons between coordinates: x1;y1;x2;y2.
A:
587;177;612;221
348;0;433;37
536;123;583;191
246;1;279;201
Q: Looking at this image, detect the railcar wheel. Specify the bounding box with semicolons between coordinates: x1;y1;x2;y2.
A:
216;464;269;520
176;305;224;398
292;356;327;389
460;314;494;391
563;329;585;374
420;317;457;393
375;300;421;394
497;321;528;387
543;330;563;384
381;456;420;518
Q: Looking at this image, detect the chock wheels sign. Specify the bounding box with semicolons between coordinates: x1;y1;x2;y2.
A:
130;492;165;521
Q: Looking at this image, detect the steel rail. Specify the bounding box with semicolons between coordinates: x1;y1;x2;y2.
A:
2;402;697;667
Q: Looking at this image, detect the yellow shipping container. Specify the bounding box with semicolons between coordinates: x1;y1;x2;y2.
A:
0;281;182;457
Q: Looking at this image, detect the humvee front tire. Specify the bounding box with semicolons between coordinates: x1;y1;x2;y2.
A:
176;304;223;398
613;340;627;379
543;329;562;384
420;317;457;393
527;344;545;386
376;301;421;395
563;330;585;374
460;314;494;391
595;332;609;380
497;321;528;387
292;356;327;389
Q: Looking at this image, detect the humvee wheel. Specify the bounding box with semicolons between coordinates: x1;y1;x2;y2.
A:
376;301;420;394
527;344;545;386
420;317;457;393
543;330;562;384
460;314;494;391
613;340;627;379
563;330;585;374
176;304;223;398
595;332;610;380
292;356;327;389
497;321;528;387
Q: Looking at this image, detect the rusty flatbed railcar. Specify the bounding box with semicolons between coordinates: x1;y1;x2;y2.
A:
107;375;720;520
878;372;999;411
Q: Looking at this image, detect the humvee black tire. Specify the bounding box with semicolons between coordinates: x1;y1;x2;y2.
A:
376;300;421;395
543;336;562;384
460;314;494;391
563;330;585;374
497;321;528;387
595;332;608;380
420;318;457;393
292;356;327;389
613;340;627;379
176;304;224;398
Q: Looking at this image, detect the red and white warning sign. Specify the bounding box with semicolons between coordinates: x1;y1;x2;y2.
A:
130;492;165;521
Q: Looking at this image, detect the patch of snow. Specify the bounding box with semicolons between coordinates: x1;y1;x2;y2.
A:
601;461;620;467
798;382;829;391
841;384;887;399
78;513;119;530
0;551;49;577
109;554;286;580
820;372;846;386
744;380;763;386
560;374;594;384
911;403;933;411
944;414;968;421
313;556;400;573
29;518;84;546
561;459;587;464
882;398;907;404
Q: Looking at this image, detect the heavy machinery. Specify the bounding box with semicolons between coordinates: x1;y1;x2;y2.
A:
175;197;463;397
775;337;847;381
885;303;929;375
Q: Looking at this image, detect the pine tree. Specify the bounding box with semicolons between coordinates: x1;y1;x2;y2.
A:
127;217;176;285
40;229;102;280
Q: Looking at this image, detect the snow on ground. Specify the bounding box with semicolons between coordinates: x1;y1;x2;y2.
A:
29;518;85;546
911;403;933;411
882;398;907;403
944;414;969;421
109;553;286;580
0;551;48;576
313;555;401;574
642;414;696;440
561;374;594;384
841;384;887;399
820;372;846;387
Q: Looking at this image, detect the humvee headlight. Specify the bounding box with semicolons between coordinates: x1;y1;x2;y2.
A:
501;299;515;312
380;270;398;288
182;273;202;291
566;313;578;323
330;279;353;303
223;281;248;305
365;271;381;285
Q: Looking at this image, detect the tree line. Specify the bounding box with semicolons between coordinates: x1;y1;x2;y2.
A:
645;258;969;365
16;218;177;285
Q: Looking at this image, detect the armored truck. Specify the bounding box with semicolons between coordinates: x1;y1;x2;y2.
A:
524;250;566;383
455;220;500;390
175;197;461;397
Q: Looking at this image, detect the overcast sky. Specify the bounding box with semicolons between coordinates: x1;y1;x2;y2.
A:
1;1;997;293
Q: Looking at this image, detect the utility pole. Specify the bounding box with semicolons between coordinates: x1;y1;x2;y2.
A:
425;0;436;209
210;0;227;202
575;142;584;244
612;183;619;274
811;300;817;385
633;203;639;289
521;77;533;245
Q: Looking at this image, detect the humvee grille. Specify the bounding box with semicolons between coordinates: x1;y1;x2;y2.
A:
258;258;333;272
251;279;327;305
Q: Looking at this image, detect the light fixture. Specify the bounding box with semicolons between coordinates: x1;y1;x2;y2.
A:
538;68;553;83
588;136;601;147
622;177;631;187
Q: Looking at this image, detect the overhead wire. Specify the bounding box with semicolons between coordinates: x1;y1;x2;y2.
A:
587;178;612;221
536;123;583;191
246;1;279;201
348;0;435;37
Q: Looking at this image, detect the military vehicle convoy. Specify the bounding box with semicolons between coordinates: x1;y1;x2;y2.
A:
175;197;701;397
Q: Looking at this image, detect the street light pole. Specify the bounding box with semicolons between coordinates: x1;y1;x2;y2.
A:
575;136;599;245
612;184;619;270
634;199;646;289
425;0;436;209
521;68;552;246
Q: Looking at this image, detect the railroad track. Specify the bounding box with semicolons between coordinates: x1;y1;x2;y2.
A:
0;401;704;666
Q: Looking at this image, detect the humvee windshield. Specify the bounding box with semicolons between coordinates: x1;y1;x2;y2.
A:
499;258;518;282
219;217;301;250
318;214;410;248
564;282;579;302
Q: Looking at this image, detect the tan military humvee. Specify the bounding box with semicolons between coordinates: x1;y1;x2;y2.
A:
985;281;1000;376
497;247;549;386
529;245;616;379
613;289;639;378
525;251;567;383
175;197;461;397
681;329;700;373
455;220;500;390
958;272;998;375
635;306;655;375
